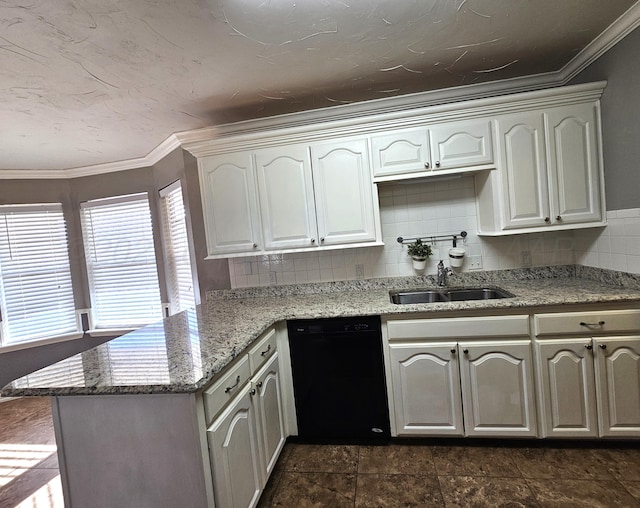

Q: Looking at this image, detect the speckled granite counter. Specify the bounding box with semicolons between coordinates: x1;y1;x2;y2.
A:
4;265;640;397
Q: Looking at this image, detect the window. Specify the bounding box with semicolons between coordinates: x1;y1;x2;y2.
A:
160;182;196;313
80;193;162;328
0;204;77;345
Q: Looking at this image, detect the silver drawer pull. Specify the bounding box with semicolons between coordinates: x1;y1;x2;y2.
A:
261;344;272;357
580;321;605;327
224;375;241;393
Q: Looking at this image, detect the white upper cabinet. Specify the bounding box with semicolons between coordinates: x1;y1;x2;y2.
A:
476;101;604;235
545;103;603;226
311;138;377;246
496;112;550;230
429;120;493;170
476;100;605;235
255;146;318;250
371;119;493;181
199;154;262;255
370;128;431;178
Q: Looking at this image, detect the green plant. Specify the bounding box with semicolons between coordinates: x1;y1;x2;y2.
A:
406;238;432;259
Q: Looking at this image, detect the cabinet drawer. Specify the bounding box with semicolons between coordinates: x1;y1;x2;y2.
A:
248;327;277;374
387;315;529;340
534;309;640;336
203;355;251;425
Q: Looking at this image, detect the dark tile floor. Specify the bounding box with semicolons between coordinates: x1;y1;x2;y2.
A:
2;397;640;507
259;441;640;507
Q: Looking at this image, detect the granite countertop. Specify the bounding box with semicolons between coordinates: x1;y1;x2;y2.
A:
3;265;640;397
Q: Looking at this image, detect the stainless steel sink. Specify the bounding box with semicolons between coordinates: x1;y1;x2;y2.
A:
389;287;515;304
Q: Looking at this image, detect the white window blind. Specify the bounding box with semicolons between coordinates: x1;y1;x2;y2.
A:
160;182;195;314
0;204;77;345
80;193;162;328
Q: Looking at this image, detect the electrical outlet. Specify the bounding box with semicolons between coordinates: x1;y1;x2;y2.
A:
355;264;364;279
269;271;277;285
522;250;532;267
468;256;483;270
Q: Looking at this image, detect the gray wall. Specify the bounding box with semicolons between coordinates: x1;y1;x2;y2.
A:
570;26;640;211
183;151;232;293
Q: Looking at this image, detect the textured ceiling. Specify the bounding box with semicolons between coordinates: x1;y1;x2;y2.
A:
1;0;637;171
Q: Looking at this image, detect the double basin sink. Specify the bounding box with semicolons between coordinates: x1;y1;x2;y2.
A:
389;287;514;305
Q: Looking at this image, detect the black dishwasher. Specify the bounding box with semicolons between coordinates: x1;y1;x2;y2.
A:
287;316;390;442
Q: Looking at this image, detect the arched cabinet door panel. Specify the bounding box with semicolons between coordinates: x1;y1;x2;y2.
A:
310;138;377;246
199;154;262;256
459;341;537;437
389;343;464;436
207;388;263;508
535;339;598;438
594;337;640;437
255;146;318;250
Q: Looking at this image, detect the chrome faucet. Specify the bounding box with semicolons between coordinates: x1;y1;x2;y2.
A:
437;260;453;286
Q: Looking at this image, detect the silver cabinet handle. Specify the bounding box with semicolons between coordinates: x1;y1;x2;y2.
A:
320;237;325;243
224;375;241;393
252;243;258;248
599;344;607;350
544;217;551;223
260;344;271;357
435;161;441;167
249;388;256;396
451;348;456;354
556;215;562;221
424;162;430;169
580;321;605;327
311;238;315;244
463;349;469;355
256;381;263;389
584;344;593;350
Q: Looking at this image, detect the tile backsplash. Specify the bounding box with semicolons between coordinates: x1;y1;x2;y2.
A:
575;208;640;274
228;177;580;288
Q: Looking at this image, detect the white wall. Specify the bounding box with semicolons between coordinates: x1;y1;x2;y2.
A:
228;177;576;288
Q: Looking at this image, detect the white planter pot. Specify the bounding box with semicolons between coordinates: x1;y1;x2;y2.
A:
412;257;427;271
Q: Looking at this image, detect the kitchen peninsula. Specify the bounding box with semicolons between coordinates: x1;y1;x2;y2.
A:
3;265;640;508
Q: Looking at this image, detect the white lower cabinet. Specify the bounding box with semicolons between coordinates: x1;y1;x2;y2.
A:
389;343;464;436
208;386;263;508
205;331;286;508
534;310;640;438
459;341;537;437
387;315;537;438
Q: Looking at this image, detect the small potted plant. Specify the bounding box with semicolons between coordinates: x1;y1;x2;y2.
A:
407;238;432;271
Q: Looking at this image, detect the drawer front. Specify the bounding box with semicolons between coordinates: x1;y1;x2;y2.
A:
203;355;251;425
534;309;640;336
249;327;277;375
387;315;529;340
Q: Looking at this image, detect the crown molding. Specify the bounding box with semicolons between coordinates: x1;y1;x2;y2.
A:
558;1;640;83
1;1;638;179
0;135;182;180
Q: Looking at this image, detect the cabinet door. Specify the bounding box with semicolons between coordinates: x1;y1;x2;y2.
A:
535;339;598;438
310;138;377;246
208;388;263;508
389;343;464;436
594;337;640;437
370;128;430;177
253;353;286;478
429;119;493;170
199;154;262;255
496;113;551;230
545;103;603;226
459;341;537;437
255;146;318;250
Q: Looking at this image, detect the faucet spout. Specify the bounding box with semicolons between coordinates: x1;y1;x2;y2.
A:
437;260;453;286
